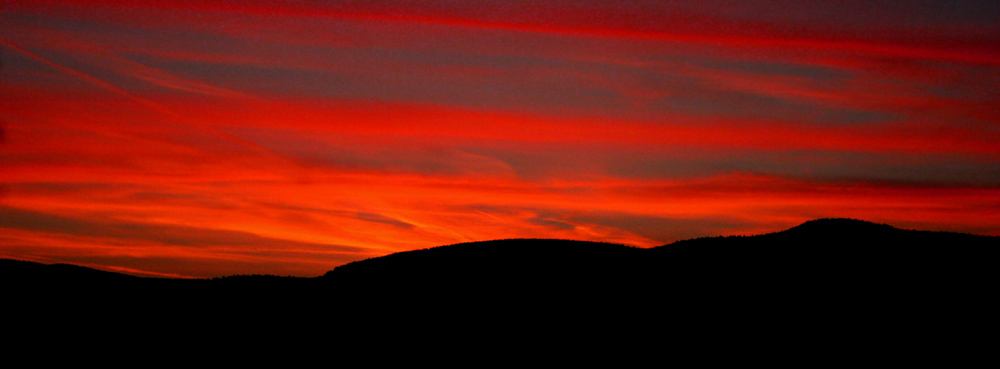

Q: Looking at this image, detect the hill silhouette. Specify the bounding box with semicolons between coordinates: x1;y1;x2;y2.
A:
4;218;997;345
324;218;997;292
1;258;142;283
6;218;997;294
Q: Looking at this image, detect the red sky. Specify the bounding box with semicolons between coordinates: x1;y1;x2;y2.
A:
2;0;999;277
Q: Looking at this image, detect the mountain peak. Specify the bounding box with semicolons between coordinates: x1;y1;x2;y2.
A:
783;218;896;234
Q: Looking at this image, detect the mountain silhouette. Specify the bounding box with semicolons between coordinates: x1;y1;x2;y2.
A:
1;258;141;283
324;218;997;293
6;218;997;293
4;218;997;344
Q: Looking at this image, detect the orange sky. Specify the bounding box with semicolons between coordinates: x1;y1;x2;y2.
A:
2;1;999;277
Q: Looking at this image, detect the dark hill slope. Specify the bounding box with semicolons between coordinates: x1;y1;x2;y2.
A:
317;218;998;337
7;219;996;294
321;218;998;322
326;239;638;285
1;259;141;283
326;218;998;291
4;218;997;342
650;218;997;282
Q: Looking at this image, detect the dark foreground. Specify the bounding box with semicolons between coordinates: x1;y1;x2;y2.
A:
4;218;997;354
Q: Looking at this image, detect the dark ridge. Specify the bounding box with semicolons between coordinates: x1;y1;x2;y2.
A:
318;219;994;300
657;217;896;247
3;218;997;351
6;218;997;289
0;258;141;283
4;219;997;330
209;274;309;281
650;217;997;280
784;217;896;233
326;238;636;281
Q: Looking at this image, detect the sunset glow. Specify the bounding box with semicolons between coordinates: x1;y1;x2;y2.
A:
2;1;998;277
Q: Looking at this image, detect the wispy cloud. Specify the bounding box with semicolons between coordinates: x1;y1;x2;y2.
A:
1;0;997;276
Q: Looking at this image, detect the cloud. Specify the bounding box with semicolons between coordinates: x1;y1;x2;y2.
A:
0;205;370;277
2;0;998;277
0;206;364;252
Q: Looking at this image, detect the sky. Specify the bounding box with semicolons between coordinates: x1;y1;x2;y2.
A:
1;0;998;278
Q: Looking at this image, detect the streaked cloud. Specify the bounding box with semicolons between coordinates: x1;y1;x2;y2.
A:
1;0;997;276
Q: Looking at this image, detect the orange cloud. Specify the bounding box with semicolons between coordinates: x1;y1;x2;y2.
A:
2;0;997;277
